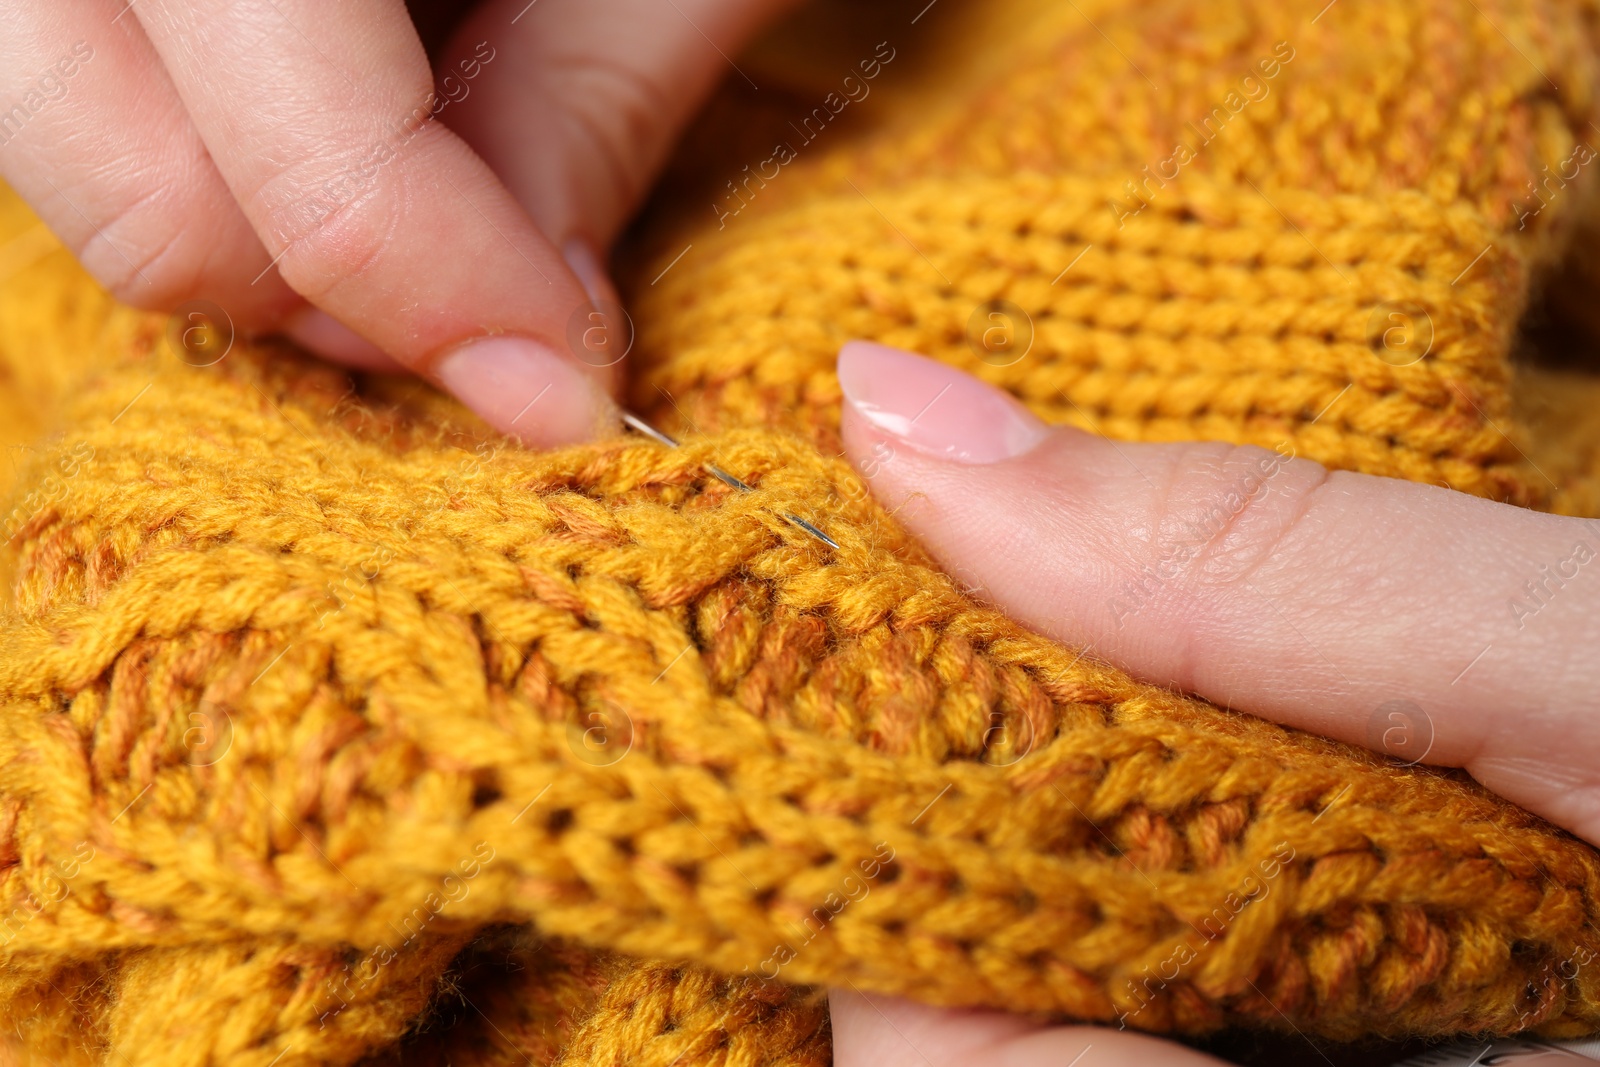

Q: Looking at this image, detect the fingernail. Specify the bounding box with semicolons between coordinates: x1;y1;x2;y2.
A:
434;336;618;447
281;307;404;372
562;238;615;306
837;340;1051;463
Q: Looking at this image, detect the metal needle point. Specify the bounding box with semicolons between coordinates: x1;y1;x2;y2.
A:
621;412;839;550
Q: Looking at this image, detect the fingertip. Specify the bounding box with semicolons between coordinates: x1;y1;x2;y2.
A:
827;989;1035;1067
837;340;1051;465
827;990;1229;1067
557;241;632;391
433;335;620;448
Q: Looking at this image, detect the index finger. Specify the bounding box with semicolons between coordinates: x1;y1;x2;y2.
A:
132;0;618;446
836;342;1600;842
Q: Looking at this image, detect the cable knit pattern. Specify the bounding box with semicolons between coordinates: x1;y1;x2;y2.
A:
4;0;1600;1062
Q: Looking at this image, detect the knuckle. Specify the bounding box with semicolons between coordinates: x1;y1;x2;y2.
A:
256;167;398;302
78;198;189;309
245;88;444;296
548;56;666;212
1148;441;1325;594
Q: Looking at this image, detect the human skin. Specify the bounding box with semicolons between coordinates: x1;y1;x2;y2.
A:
4;3;1590;1057
830;340;1600;1066
0;0;794;445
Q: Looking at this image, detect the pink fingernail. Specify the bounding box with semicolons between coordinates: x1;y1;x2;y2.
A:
562;238;615;306
434;336;617;447
837;341;1050;463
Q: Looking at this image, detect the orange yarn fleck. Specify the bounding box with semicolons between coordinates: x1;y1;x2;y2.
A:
4;0;1600;1063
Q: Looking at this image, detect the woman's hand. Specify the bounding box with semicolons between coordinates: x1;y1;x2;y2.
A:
0;0;791;445
831;339;1600;1065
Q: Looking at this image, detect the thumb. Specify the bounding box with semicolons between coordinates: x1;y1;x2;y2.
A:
285;0;797;416
837;341;1600;843
437;0;799;279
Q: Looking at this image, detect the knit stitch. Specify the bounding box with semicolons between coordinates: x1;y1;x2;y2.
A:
4;0;1600;1063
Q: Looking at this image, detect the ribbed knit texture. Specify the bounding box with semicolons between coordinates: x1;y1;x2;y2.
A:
5;0;1600;1062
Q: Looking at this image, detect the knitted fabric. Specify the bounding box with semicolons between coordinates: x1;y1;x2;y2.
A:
5;0;1600;1062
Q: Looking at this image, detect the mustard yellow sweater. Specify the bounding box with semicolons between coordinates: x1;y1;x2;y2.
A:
4;0;1600;1063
